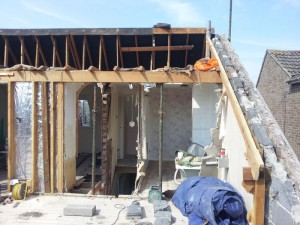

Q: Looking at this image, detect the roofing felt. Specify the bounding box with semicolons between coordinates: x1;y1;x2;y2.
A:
268;50;300;79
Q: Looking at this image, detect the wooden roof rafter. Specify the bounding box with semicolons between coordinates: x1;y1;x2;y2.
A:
69;35;81;70
100;36;109;70
3;37;18;66
50;36;63;67
18;36;33;65
134;35;139;67
84;36;94;67
34;36;48;67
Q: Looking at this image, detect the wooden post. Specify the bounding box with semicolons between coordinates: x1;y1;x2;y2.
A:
65;36;69;66
41;83;50;192
135;35;140;66
4;37;8;67
20;37;24;64
57;82;64;193
52;37;56;67
7;82;15;191
98;36;102;70
35;38;39;68
158;84;164;192
167;34;171;68
205;20;211;58
31;82;38;192
82;37;86;70
185;34;189;66
91;84;97;195
50;82;56;193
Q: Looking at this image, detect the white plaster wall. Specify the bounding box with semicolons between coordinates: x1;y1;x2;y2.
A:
192;84;219;147
64;83;84;190
221;97;253;211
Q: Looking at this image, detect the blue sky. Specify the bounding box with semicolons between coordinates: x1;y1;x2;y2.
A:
1;0;300;82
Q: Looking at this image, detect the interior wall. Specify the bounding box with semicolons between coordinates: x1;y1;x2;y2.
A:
0;85;8;144
64;83;84;191
148;85;192;160
78;84;102;154
221;97;253;211
192;84;219;147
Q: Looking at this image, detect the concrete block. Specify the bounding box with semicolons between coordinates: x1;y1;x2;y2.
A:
63;204;96;217
153;200;170;214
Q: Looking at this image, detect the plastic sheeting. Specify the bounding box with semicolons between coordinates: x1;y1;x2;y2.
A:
172;177;248;225
15;83;33;180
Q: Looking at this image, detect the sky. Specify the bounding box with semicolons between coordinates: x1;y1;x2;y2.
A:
0;0;300;83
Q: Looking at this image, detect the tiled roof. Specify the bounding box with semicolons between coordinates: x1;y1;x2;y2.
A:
268;50;300;79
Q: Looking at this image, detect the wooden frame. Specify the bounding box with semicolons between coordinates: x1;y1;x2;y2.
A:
31;82;38;192
57;82;64;193
0;70;222;83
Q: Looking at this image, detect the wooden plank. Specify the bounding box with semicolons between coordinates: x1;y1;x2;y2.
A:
185;34;189;66
51;36;63;67
0;70;222;83
116;36;119;67
121;45;193;52
85;37;94;66
19;36;33;66
31;82;38;192
134;35;139;66
207;37;264;180
65;36;69;66
57;82;64;193
52;36;56;67
117;35;124;68
35;37;39;67
82;37;86;70
35;37;48;67
20;37;24;64
152;28;209;34
3;37;18;65
4;37;8;67
251;175;265;225
50;82;56;193
167;34;171;68
98;36;102;70
41;82;50;193
7;82;15;191
151;35;155;70
69;35;81;69
101;36;109;70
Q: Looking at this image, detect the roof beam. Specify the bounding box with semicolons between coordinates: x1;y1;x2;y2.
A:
134;35;139;67
84;36;94;67
19;36;33;65
101;36;109;70
0;70;222;83
51;36;63;67
152;28;210;34
98;37;102;70
34;36;48;67
3;37;18;66
185;34;189;67
121;45;193;52
69;35;81;69
117;35;124;68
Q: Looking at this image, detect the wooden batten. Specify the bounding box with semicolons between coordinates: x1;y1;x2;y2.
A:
7;82;15;191
56;82;64;193
31;82;38;192
50;82;56;193
41;83;50;193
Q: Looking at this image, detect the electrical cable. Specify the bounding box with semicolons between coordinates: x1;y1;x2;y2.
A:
110;203;126;225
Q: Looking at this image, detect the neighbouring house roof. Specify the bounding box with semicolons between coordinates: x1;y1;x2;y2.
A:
267;50;300;83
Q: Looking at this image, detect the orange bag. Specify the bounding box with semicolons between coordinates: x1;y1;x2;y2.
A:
194;58;218;71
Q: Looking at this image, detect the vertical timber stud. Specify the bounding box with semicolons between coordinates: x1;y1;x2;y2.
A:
91;84;97;195
57;83;64;192
42;83;50;193
31;82;38;192
65;36;69;66
7;82;15;191
158;84;164;192
205;20;211;58
4;37;9;67
50;82;56;193
167;34;171;68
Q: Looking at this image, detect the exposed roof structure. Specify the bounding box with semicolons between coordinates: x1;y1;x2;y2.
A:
0;28;213;70
267;50;300;82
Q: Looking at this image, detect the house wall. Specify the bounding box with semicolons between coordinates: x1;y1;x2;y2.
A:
221;97;253;211
64;83;84;191
192;84;219;147
148;85;192;160
257;53;300;159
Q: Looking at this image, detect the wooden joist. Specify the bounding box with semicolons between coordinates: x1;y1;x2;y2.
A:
57;82;64;193
84;36;94;67
18;37;33;66
34;36;48;67
50;82;56;193
121;45;193;52
7;82;15;191
134;35;140;66
41;83;50;193
0;70;222;83
31;82;38;193
3;37;18;65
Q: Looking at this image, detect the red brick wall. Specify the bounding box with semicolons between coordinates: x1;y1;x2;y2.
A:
257;53;300;159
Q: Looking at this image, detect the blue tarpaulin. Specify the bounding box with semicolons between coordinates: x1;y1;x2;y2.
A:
172;177;248;225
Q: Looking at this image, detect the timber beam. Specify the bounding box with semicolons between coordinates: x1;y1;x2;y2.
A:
0;70;222;83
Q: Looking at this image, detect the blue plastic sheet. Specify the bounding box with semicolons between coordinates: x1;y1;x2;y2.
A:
172;177;248;225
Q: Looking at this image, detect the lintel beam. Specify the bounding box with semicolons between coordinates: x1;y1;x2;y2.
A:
121;45;193;52
0;70;222;83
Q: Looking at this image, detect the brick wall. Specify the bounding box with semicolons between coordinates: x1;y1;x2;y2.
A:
257;53;300;159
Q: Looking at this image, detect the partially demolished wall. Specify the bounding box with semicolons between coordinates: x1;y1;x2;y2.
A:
213;35;300;224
